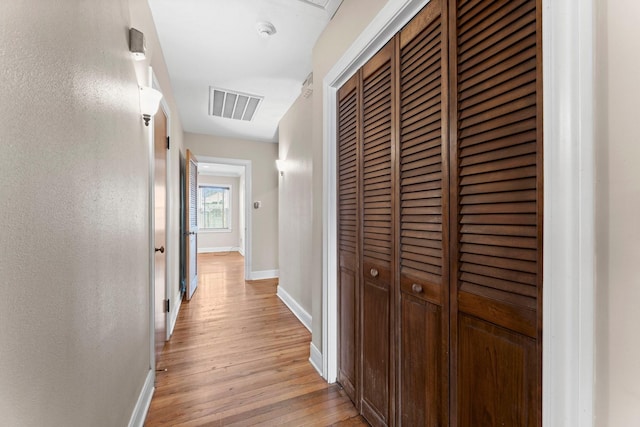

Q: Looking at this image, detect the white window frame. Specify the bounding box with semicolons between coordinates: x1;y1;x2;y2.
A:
198;184;232;232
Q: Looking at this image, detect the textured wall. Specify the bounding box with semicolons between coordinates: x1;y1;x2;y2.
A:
278;93;314;315
0;1;147;426
184;133;279;274
595;0;640;424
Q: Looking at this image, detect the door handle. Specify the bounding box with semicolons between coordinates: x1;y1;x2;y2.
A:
155;246;165;253
370;268;379;278
411;283;423;294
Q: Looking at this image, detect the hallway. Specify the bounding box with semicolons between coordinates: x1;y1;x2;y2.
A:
145;252;365;426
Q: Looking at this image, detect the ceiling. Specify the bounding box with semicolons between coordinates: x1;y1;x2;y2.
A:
149;0;343;143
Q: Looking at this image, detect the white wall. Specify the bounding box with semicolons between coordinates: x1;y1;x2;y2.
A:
278;93;314;315
185;132;279;274
197;174;241;252
0;0;183;425
595;0;640;424
308;0;389;351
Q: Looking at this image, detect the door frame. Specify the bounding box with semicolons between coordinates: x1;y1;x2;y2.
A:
321;1;595;426
148;67;173;374
196;155;253;280
152;72;175;341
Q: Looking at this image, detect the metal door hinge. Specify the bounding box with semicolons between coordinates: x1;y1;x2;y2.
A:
165;299;170;313
167;136;171;150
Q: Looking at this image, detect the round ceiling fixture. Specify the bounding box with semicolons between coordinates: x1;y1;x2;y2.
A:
256;21;276;38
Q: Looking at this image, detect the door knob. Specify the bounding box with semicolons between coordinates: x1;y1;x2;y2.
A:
412;283;423;293
155;246;165;253
370;268;379;278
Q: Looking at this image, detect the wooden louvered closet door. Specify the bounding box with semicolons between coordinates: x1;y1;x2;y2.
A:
336;0;543;424
449;0;542;425
337;73;360;405
360;40;395;427
396;0;448;425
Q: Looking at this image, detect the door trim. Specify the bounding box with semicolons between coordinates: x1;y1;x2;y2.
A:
152;72;178;340
321;1;595;426
147;67;157;381
196;155;253;280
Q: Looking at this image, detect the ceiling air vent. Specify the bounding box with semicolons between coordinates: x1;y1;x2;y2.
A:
209;87;263;122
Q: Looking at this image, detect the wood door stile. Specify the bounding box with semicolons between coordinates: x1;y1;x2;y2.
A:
360;39;396;427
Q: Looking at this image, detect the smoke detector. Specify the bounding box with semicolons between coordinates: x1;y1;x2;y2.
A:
256;21;276;38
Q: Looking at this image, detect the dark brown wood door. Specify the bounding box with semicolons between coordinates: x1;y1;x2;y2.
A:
360;40;396;427
449;0;542;425
337;73;360;405
396;0;448;425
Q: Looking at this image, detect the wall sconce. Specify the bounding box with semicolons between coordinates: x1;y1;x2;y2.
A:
276;159;285;177
139;86;163;126
129;28;146;60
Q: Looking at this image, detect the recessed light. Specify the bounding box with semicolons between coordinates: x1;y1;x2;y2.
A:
256;22;276;38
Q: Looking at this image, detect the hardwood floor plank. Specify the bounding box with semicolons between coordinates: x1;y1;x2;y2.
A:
144;252;367;426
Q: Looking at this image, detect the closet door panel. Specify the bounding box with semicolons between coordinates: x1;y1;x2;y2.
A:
337;74;360;404
450;0;542;425
360;40;395;427
397;1;448;425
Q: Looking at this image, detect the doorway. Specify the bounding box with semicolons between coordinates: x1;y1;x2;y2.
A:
189;156;253;280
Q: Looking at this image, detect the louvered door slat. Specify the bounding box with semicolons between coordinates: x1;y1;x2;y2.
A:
452;0;541;425
360;40;394;427
397;1;448;425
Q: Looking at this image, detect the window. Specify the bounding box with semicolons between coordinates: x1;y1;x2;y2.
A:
198;185;231;230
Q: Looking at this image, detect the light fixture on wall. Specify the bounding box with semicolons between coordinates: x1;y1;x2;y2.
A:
129;28;146;60
276;159;285;176
256;21;277;38
139;86;163;126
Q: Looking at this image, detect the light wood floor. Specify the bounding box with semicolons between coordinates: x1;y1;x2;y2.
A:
145;252;366;426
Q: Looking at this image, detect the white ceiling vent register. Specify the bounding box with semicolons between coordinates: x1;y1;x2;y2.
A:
296;0;343;17
209;87;263;121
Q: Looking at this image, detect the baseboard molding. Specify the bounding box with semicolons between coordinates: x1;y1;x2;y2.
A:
249;269;279;280
309;342;323;377
128;369;154;427
167;290;182;339
238;247;245;256
198;246;241;254
276;285;311;331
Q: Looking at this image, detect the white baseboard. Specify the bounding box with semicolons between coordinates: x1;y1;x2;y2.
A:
248;269;279;280
167;290;182;339
128;369;154;427
198;246;241;253
309;342;323;377
238;247;245;256
277;285;311;331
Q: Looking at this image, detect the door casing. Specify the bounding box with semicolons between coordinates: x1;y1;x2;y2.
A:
321;1;596;426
